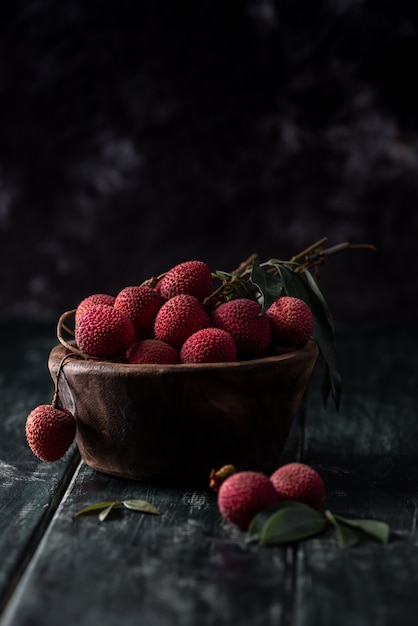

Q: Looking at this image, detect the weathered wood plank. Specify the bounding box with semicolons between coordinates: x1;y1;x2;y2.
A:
3;323;417;626
0;462;293;626
0;320;302;626
0;321;80;609
303;324;418;521
291;325;418;626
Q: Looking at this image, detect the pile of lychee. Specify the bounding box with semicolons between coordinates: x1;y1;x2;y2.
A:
72;259;314;364
213;462;326;530
25;259;314;463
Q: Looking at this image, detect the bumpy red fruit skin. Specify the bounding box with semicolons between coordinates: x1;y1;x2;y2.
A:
157;260;213;301
75;304;135;358
128;339;179;364
180;328;237;363
75;293;116;325
217;471;278;529
266;296;314;347
154;294;211;348
212;298;271;358
270;462;325;509
114;285;165;336
26;404;76;462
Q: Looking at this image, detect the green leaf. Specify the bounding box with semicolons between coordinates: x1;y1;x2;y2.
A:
335;523;360;549
75;498;161;520
334;514;390;545
99;503;117;522
302;266;335;328
249;259;284;313
247;501;311;543
231;279;259;300
325;510;360;549
123;499;161;515
277;265;341;409
212;270;234;282
253;501;328;546
247;502;294;542
74;501;121;517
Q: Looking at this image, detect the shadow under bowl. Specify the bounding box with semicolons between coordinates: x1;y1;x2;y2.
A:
48;340;318;484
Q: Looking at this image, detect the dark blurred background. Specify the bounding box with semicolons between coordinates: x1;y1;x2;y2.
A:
1;0;417;326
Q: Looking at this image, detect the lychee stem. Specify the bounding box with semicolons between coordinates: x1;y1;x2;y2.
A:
56;309;100;360
290;237;328;265
140;272;166;288
267;239;377;274
291;240;377;272
209;464;237;491
51;353;76;409
204;239;375;310
231;253;259;277
203;254;259;310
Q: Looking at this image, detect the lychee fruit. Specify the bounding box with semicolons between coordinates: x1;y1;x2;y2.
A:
26;404;76;462
212;298;271;358
154;294;211;348
114;285;165;336
270;462;325;509
127;338;179;364
266;296;314;347
157;260;213;301
75;293;116;325
217;471;278;530
180;327;237;364
75;304;135;358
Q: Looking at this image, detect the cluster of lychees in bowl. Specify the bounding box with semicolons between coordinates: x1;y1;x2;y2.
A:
26;239;353;483
72;259;314;364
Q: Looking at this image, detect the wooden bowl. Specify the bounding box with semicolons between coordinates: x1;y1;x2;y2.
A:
48;341;318;484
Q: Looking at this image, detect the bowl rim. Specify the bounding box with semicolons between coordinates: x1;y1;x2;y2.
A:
49;339;318;375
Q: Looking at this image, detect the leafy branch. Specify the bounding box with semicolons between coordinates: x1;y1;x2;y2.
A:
246;501;389;550
204;238;375;409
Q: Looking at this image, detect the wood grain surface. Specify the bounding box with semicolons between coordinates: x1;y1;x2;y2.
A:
1;321;417;626
0;321;80;612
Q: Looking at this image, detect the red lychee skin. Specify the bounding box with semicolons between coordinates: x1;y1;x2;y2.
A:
180;328;237;363
218;471;278;530
75;293;116;325
75;304;135;358
26;404;76;462
154;294;211;348
266;296;314;347
114;285;165;336
157;260;213;301
212;298;271;358
127;339;179;364
270;462;325;509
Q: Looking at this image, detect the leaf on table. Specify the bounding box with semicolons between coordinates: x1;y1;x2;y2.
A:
247;501;328;546
325;510;360;549
334;514;390;545
123;499;161;515
247;502;390;549
74;501;121;517
261;504;328;546
335;521;361;549
99;503;117;522
246;503;289;543
75;498;161;520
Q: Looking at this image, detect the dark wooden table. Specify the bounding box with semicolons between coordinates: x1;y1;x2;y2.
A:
1;318;417;626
